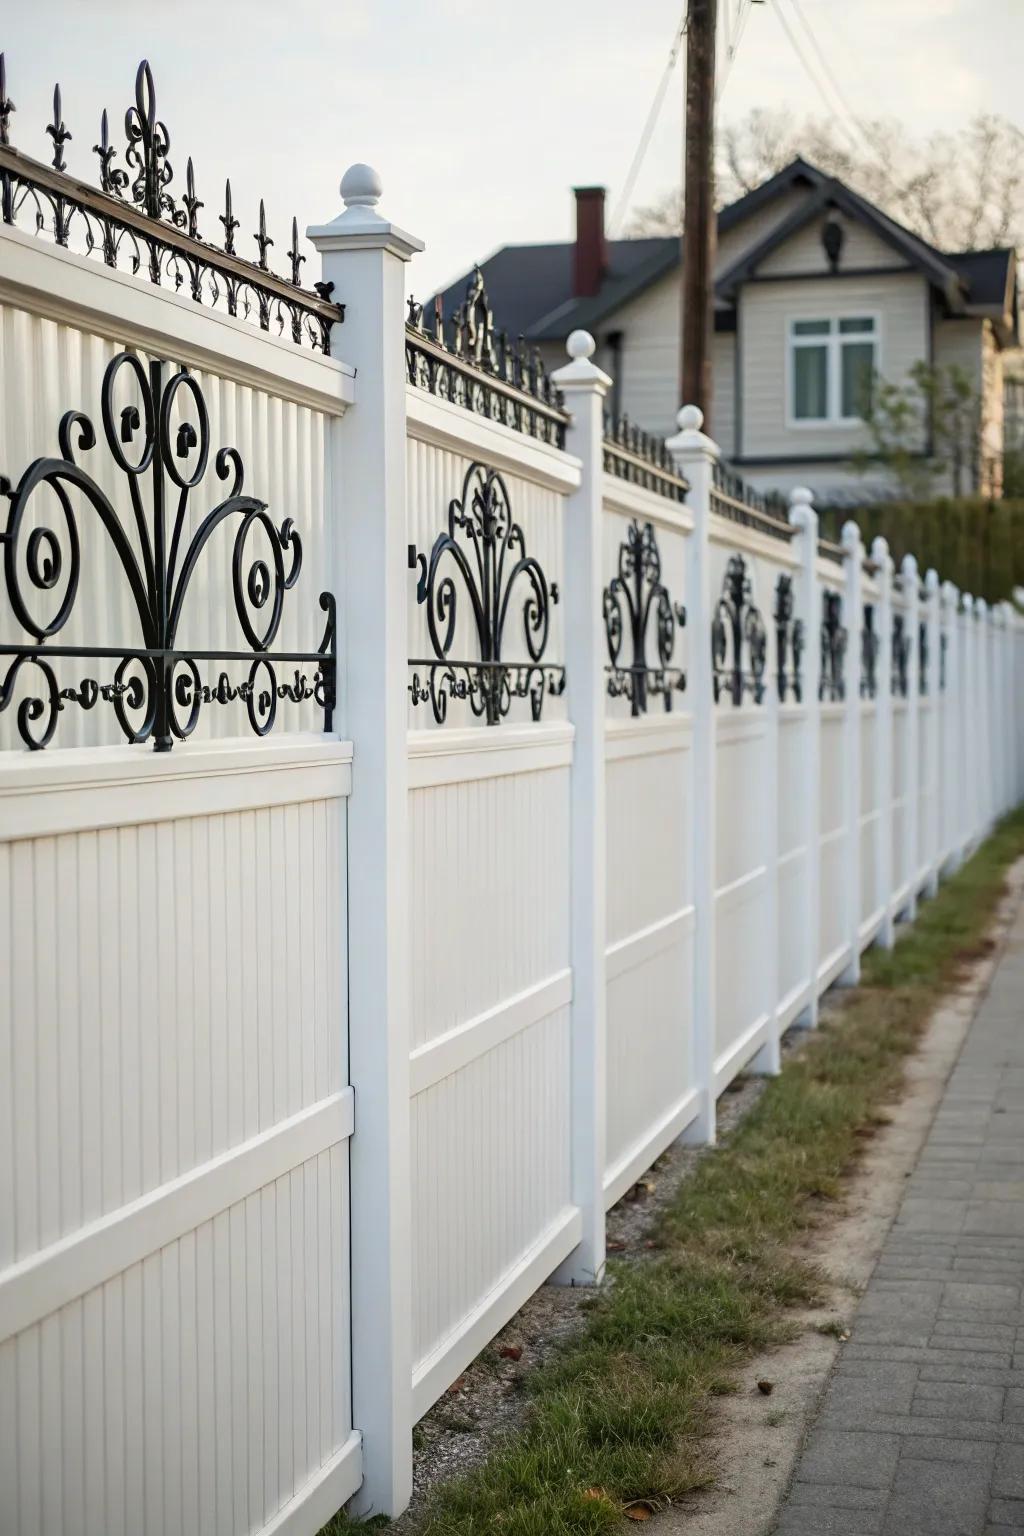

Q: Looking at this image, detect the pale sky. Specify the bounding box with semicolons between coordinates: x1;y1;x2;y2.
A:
1;0;1020;301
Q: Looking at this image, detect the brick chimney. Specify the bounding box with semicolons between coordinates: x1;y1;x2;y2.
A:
573;186;606;298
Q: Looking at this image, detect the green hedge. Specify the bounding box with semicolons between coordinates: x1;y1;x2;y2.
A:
818;498;1024;603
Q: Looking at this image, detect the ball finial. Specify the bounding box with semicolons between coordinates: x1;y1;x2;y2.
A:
790;486;814;507
340;163;383;209
567;329;595;361
677;404;703;432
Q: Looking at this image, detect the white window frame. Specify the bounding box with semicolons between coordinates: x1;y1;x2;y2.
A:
786;313;880;429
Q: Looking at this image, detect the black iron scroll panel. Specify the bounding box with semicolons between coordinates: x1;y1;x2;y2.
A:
773;572;804;704
407;461;564;726
819;589;848;703
711;553;767;706
0;350;336;750
892;613;910;698
0;55;341;352
603;520;686;716
405;268;566;448
861;603;879;700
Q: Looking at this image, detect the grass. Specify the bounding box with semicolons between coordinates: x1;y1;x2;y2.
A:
324;809;1024;1535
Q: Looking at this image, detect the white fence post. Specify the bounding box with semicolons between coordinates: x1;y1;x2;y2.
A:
758;544;783;1075
977;599;991;835
667;404;718;1144
840;520;864;985
962;595;978;851
551;331;611;1285
309;165;423;1518
900;554;920;922
924;568;941;898
873;538;896;948
789;487;821;1025
940;580;962;875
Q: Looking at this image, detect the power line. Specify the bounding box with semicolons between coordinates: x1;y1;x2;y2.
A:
784;0;892;170
717;0;754;103
768;0;863;155
608;8;689;236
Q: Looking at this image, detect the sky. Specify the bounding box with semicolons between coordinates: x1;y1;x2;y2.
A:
1;0;1020;301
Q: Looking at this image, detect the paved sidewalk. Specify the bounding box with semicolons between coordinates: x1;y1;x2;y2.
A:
775;897;1024;1536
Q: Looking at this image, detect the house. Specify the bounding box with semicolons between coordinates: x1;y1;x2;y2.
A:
433;160;1019;503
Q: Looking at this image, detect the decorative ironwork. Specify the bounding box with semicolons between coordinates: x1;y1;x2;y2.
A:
602;415;689;504
773;573;804;703
603;520;686;715
819;589;848;702
918;618;929;695
0;350;336;750
407;462;564;725
406;269;567;448
712;554;767;705
0;55;342;352
861;603;879;700
710;460;792;542
892;612;911;697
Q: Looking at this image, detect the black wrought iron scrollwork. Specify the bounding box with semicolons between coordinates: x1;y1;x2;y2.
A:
892;613;911;698
406;269;566;448
773;572;804;703
0;54;341;352
712;553;767;705
407;462;564;725
918;618;929;695
819;589;848;702
861;603;879;700
602;416;689;504
0;350;336;750
603;520;686;715
710;459;792;542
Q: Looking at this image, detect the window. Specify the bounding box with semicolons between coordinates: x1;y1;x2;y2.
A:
789;316;878;425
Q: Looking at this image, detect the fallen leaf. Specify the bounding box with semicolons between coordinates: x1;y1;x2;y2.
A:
757;1379;774;1395
623;1502;653;1521
607;1238;627;1252
447;1375;467;1394
498;1344;522;1361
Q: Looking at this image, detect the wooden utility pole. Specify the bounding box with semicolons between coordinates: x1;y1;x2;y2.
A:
680;0;717;424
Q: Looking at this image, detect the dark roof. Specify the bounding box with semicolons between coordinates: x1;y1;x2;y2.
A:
948;248;1017;310
715;178;964;305
432;159;1019;346
430;236;675;346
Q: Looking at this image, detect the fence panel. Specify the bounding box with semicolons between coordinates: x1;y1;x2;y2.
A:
600;477;696;1205
0;207;359;1535
404;396;578;1418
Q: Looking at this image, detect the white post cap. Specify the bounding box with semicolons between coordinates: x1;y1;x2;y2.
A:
552;329;611;392
307;162;424;259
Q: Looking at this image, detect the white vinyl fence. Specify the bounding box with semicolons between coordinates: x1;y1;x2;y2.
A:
1;80;1023;1534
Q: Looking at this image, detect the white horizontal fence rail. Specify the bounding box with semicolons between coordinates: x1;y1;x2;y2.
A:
3;152;1024;1536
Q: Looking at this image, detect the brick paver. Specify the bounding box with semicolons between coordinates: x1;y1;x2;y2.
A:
775;898;1024;1535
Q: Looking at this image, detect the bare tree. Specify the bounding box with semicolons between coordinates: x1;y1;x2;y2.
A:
627;110;1024;252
